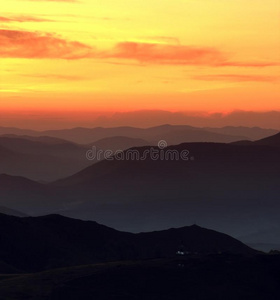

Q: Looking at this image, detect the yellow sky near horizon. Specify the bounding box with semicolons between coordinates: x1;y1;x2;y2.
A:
0;0;279;115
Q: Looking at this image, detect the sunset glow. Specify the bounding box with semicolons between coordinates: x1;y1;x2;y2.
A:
1;0;279;123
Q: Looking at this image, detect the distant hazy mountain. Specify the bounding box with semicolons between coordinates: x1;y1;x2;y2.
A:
0;136;93;181
0;126;38;137
1;124;277;144
0;135;152;181
0;144;15;158
152;128;245;144
0;213;256;272
89;136;151;151
0;174;66;214
0;134;76;145
0;127;261;181
0;174;43;190
246;243;280;252
239;227;280;245
0;205;28;217
204;126;278;140
0;135;86;158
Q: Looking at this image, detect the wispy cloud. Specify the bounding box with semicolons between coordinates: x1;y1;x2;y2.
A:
143;36;181;45
98;42;225;66
0;15;52;23
0;29;93;59
26;0;79;2
21;74;87;80
98;42;279;68
193;74;279;82
217;61;280;68
1;32;279;68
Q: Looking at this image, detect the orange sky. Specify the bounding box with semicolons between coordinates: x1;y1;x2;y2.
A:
0;0;280;121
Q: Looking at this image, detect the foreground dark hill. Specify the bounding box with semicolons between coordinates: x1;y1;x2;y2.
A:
254;132;280;147
0;213;256;273
1;255;280;300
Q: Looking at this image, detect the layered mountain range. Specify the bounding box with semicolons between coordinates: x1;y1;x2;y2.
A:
0;131;279;247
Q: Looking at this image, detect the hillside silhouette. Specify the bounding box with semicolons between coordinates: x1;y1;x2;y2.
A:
0;213;256;273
